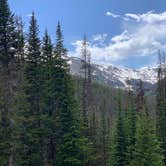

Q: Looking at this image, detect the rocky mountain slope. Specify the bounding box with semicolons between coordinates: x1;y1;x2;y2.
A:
69;57;158;91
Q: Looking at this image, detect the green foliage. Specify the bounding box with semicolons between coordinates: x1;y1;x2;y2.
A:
52;22;89;166
125;95;136;164
130;109;164;166
0;0;18;64
111;92;127;166
156;99;166;165
98;100;111;166
17;12;44;165
0;1;164;166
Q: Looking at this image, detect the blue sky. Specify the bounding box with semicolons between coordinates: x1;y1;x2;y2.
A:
9;0;166;68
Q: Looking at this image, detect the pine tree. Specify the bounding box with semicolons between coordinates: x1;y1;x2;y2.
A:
156;51;166;165
41;30;58;165
15;15;25;63
0;0;20;165
98;99;111;166
88;111;100;166
0;0;18;64
18;12;44;166
130;80;164;166
53;22;89;166
112;91;127;166
125;91;136;164
130;109;164;166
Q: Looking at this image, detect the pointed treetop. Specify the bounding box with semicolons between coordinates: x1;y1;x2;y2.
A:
56;21;63;43
42;29;53;60
0;0;10;14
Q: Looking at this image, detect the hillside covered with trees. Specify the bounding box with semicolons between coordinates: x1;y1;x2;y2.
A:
0;0;166;166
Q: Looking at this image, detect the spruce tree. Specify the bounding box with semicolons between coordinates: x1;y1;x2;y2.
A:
0;0;18;64
53;22;88;166
112;91;127;166
130;108;164;166
156;51;166;165
18;12;44;166
41;30;58;165
0;0;19;165
125;92;136;164
98;99;111;166
130;80;164;166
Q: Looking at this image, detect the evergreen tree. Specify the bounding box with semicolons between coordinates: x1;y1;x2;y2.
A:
112;91;126;166
41;30;58;165
156;51;166;165
88;111;100;166
98;99;111;166
0;0;18;64
0;0;19;165
157;99;166;165
18;12;44;166
125;92;136;164
130;80;164;166
15;15;25;63
130;108;164;166
53;22;88;166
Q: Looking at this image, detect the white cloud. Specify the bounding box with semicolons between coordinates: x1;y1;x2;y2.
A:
124;11;166;23
70;11;166;66
92;34;108;42
106;11;120;18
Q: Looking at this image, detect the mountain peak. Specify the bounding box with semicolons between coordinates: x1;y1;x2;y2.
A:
69;57;157;91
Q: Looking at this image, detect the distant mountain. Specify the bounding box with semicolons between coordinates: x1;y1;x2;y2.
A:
69;57;158;92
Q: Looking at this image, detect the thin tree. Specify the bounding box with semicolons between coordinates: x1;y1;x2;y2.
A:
156;50;166;165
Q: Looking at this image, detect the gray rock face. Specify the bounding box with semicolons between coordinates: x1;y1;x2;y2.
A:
69;57;157;91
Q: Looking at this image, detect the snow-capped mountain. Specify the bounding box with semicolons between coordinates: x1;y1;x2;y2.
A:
69;57;158;91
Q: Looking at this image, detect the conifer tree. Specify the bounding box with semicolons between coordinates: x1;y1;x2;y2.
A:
125;91;136;164
130;81;164;166
0;0;20;165
98;99;111;166
156;51;166;165
112;91;127;166
53;22;88;166
0;0;18;64
41;30;58;165
18;12;44;166
130;109;164;166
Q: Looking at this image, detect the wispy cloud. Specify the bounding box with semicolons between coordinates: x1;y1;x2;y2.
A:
92;34;108;42
70;11;166;66
105;11;121;18
124;11;166;23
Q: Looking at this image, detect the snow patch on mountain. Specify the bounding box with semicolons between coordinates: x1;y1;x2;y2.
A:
69;57;157;90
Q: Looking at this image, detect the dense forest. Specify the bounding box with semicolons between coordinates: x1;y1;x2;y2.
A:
0;0;166;165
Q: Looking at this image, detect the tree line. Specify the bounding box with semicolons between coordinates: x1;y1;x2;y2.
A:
0;0;166;166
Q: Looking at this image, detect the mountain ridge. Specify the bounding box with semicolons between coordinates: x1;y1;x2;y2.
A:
69;57;158;91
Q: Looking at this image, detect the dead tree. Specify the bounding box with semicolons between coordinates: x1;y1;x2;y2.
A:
80;35;92;126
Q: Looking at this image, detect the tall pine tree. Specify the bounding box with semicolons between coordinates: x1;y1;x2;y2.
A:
0;0;20;165
18;12;44;166
156;51;166;165
41;30;58;165
54;22;89;166
130;81;164;166
111;91;127;166
125;90;136;165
